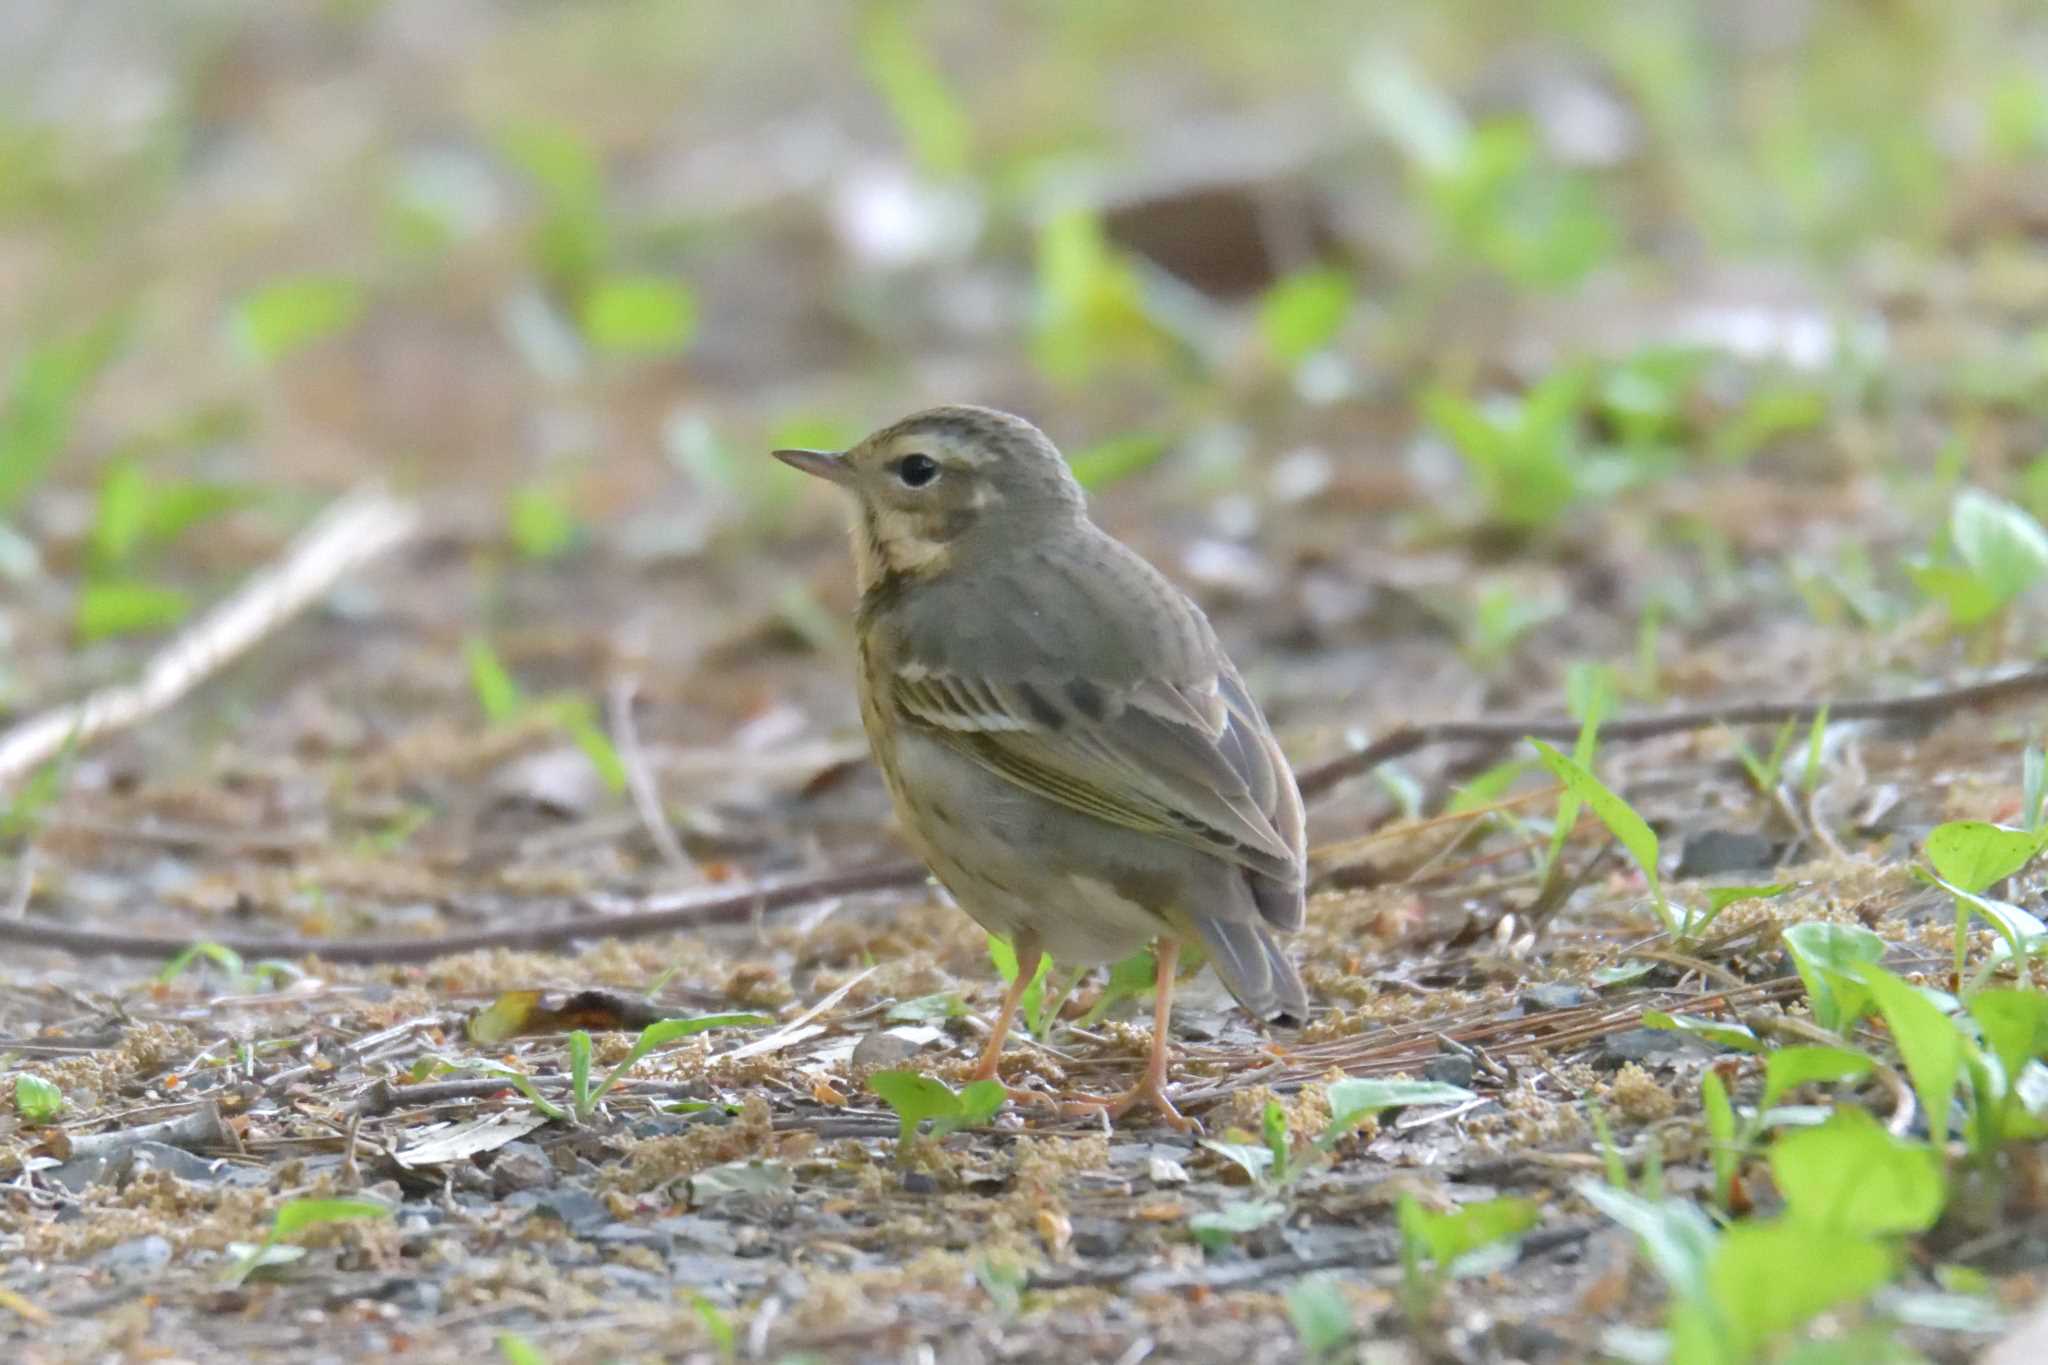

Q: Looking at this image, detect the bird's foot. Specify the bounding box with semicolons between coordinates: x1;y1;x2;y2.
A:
1059;1078;1199;1134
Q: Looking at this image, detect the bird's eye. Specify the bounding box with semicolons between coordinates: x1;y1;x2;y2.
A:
893;454;940;488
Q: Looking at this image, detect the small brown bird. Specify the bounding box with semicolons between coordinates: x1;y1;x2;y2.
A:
775;405;1307;1128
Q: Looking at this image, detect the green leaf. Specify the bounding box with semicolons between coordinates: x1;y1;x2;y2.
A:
1706;1217;1896;1352
1577;1181;1717;1304
1032;207;1161;383
508;482;580;560
496;1332;550;1365
1782;921;1886;1032
1399;1195;1541;1272
1967;989;2048;1084
75;580;192;641
1189;1197;1287;1250
589;1013;771;1107
887;992;966;1023
1643;1012;1763;1053
157;940;246;984
412;1054;569;1121
226;1197;392;1284
1924;820;2048;894
231;277;364;365
1259;268;1353;365
1701;1069;1739;1209
868;1069;999;1147
1286;1274;1354;1360
568;1029;593;1114
1706;883;1795;916
1067;432;1168;491
1199;1138;1276;1185
579;276;697;357
1858;963;1966;1149
14;1074;62;1123
1530;739;1666;923
1769;1106;1944;1236
542;695;628;794
464;636;524;723
1760;1046;1874;1112
1077;948;1156;1028
857;0;970;177
1951;487;2048;606
689;1294;735;1358
986;935;1053;1035
91;460;151;568
938;1079;1005;1137
0;318;126;516
1262;1099;1293;1184
1318;1078;1475;1149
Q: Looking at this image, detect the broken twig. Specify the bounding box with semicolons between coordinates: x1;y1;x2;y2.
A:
0;486;420;790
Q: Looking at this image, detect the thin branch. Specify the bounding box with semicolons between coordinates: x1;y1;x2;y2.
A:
1292;661;2048;799
0;860;929;964
7;662;2046;966
0;486;420;790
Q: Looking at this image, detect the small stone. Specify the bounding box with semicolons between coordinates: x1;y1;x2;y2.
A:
489;1141;555;1195
1674;829;1782;879
526;1186;610;1233
1424;1053;1478;1087
1597;1027;1713;1070
900;1170;938;1195
93;1234;172;1277
1521;983;1593;1013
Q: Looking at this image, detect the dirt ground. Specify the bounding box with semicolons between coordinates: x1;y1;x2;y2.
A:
4;3;2048;1363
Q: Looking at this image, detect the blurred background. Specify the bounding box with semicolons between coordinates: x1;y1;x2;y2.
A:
2;0;2046;831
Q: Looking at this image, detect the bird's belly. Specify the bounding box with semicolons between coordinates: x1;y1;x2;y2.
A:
879;729;1169;965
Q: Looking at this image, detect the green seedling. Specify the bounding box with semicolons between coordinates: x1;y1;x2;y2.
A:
224;1197;391;1285
14;1074;62;1123
1260;268;1353;367
0;317;126;518
868;1070;1005;1153
1907;487;2048;638
508;480;582;560
1286;1274;1355;1363
1398;1194;1540;1327
412;1054;570;1122
1318;1078;1476;1151
1189;1197;1289;1250
1725;718;1799;798
230;276;364;366
1858;964;1965;1150
858;0;970;178
496;1334;550;1365
1077;948;1158;1028
1423;366;1607;532
1032;206;1170;385
1701;1069;1740;1211
987;934;1069;1038
579;275;696;358
1783;921;1886;1033
690;1293;737;1362
567;1013;768;1121
1532;737;1693;936
462;635;626;793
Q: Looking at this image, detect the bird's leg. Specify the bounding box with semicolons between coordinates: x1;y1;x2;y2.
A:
1065;939;1196;1132
969;931;1042;1103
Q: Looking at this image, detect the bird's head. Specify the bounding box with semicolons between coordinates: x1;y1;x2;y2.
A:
773;405;1085;585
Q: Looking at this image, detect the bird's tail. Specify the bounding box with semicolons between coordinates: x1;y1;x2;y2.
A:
1191;915;1309;1026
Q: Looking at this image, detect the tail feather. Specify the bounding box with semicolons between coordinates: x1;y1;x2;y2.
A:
1191;915;1309;1025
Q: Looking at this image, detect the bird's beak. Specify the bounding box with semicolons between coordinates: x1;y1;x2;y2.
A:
771;448;855;487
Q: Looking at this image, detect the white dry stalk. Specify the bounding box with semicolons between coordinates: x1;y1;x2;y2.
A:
607;673;699;881
0;486;420;791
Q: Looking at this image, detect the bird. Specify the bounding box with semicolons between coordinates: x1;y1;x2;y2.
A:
773;405;1307;1129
